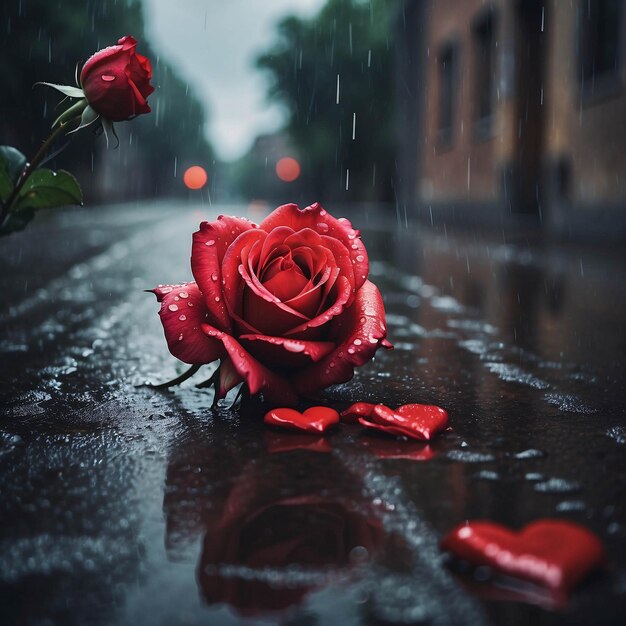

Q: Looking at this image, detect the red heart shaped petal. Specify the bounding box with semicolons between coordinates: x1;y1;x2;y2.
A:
441;519;606;594
264;406;340;433
359;403;448;440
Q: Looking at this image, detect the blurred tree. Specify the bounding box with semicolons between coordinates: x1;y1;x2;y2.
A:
240;0;396;204
0;0;214;203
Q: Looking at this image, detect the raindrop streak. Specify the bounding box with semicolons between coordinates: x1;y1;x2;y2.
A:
345;169;350;191
336;74;340;104
352;113;356;140
368;49;372;68
173;157;177;178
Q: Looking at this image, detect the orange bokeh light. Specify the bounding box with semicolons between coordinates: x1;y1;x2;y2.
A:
276;157;301;182
183;165;208;190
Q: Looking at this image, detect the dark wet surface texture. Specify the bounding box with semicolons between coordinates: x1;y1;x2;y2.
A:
1;203;625;625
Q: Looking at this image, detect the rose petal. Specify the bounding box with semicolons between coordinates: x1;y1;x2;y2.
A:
201;323;299;406
263;265;310;302
257;225;295;268
80;36;137;83
239;334;335;368
151;282;223;364
285;275;353;337
292;280;391;393
241;283;309;337
191;216;257;332
260;202;369;292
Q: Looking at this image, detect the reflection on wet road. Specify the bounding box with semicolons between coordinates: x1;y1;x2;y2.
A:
0;202;624;625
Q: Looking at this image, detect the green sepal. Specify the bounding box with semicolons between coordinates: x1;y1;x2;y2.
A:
36;82;85;99
51;98;88;129
15;168;83;212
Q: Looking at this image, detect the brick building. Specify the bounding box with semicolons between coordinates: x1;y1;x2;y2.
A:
396;0;626;240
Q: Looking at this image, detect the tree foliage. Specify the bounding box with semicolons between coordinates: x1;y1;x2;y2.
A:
251;0;396;203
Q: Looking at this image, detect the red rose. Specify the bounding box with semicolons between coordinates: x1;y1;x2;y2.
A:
152;202;391;404
80;35;154;121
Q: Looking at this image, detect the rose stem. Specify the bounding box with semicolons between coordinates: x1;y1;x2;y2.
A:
1;113;82;226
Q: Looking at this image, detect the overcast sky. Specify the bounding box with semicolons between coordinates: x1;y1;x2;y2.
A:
142;0;325;161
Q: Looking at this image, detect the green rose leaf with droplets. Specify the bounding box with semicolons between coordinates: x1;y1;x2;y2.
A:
14;168;83;212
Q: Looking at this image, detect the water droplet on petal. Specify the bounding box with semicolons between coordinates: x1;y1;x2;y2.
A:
317;222;329;232
205;239;215;246
101;74;116;82
168;304;179;312
214;296;220;302
179;291;188;298
353;338;362;345
356;255;364;262
179;314;187;321
211;272;218;281
178;333;184;341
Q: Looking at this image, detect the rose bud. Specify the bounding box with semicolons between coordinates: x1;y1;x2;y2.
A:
152;203;393;406
80;35;154;122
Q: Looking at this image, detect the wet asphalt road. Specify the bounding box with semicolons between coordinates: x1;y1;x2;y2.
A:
0;201;625;626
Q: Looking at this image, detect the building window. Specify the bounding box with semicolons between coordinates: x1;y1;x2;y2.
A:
472;10;496;136
580;0;622;97
437;42;458;148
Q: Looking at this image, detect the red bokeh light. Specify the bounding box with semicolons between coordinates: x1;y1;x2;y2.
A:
276;157;301;182
183;165;208;190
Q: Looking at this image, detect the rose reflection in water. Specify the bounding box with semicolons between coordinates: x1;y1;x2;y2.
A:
198;491;385;614
163;432;395;616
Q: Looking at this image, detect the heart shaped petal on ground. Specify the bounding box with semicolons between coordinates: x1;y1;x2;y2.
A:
441;519;606;596
264;406;340;434
342;402;448;440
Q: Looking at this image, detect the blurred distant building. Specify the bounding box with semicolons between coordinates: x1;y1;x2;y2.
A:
397;0;626;240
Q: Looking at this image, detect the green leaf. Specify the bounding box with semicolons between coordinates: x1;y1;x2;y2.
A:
0;208;35;234
0;145;27;182
15;169;83;212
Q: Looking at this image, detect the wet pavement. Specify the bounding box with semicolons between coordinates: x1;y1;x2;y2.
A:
1;201;625;626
